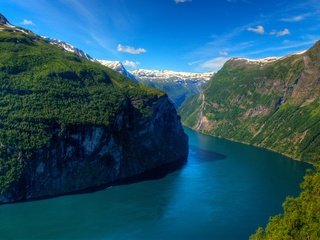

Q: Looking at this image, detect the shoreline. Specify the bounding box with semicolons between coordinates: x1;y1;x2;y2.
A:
183;125;316;167
0;158;187;206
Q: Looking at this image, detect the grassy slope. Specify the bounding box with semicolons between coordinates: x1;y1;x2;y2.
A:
0;26;163;193
180;41;320;163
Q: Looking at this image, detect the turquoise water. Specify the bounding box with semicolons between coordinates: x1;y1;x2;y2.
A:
0;128;311;239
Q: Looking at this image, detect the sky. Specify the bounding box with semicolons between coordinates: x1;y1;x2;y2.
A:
0;0;320;72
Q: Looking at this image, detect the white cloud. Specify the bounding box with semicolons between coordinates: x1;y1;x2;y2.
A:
117;44;147;54
281;15;305;22
243;39;316;56
123;60;140;68
270;28;290;36
198;57;228;72
174;0;191;3
21;19;34;25
247;25;265;34
219;51;229;56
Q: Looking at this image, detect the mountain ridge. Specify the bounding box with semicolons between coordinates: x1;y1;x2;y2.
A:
97;60;137;81
180;40;320;163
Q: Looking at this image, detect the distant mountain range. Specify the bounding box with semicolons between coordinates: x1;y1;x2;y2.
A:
42;38;212;107
179;41;320;163
132;69;213;107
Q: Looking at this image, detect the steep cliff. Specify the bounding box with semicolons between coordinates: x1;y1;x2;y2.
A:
180;40;320;163
0;14;188;203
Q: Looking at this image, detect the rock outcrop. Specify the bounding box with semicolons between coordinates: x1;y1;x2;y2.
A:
0;13;188;204
0;95;188;204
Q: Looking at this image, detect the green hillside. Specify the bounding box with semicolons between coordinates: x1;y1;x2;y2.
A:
180;41;320;163
0;23;163;194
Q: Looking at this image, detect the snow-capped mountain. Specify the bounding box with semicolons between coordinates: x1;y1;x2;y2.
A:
97;60;137;81
0;14;31;35
0;13;210;108
42;40;136;81
11;18;211;107
131;69;214;108
43;38;94;61
131;69;213;85
229;57;280;65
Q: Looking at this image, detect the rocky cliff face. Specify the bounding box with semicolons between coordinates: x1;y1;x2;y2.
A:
0;95;188;204
180;40;320;163
0;14;188;204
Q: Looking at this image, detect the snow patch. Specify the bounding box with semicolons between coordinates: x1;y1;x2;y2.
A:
131;69;214;82
231;57;280;65
97;60;137;81
43;37;94;61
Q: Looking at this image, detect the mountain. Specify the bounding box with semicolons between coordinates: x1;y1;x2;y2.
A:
180;41;320;163
0;13;188;204
132;69;213;108
39;40;138;82
97;60;137;81
0;13;9;24
44;38;213;108
44;38;94;61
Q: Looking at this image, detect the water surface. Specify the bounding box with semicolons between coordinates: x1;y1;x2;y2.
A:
0;128;311;239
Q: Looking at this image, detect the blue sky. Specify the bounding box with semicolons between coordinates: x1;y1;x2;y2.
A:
1;0;319;72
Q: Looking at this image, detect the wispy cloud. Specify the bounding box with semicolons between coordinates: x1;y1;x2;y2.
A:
117;44;147;54
61;0;133;55
270;28;290;36
247;25;265;34
21;19;34;25
174;0;191;3
243;39;317;56
190;23;255;58
123;60;140;68
219;51;229;56
281;15;305;22
198;57;228;72
90;33;117;54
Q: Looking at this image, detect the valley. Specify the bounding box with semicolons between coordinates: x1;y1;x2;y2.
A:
0;0;320;237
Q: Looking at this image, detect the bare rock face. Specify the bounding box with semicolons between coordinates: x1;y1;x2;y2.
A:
0;95;188;203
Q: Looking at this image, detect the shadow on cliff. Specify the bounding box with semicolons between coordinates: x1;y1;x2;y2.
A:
3;146;226;205
115;158;188;186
